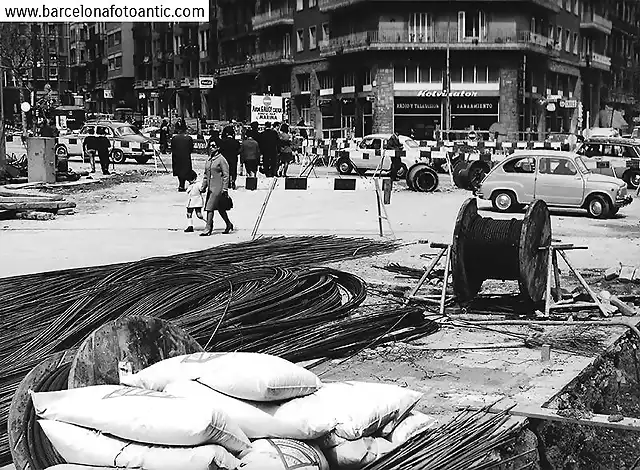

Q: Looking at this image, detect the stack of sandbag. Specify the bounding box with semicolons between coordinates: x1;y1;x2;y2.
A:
120;352;436;470
31;385;248;470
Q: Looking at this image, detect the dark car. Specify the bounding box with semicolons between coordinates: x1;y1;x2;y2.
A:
575;137;640;189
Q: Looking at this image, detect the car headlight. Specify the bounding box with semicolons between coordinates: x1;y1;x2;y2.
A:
618;186;627;197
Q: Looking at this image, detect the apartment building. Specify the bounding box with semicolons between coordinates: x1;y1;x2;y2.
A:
214;0;640;139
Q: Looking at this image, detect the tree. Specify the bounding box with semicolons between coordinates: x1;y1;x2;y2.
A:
0;24;39;177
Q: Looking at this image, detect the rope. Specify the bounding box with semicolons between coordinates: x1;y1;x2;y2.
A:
463;214;523;284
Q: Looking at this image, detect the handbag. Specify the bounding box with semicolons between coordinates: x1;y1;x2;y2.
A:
219;191;234;211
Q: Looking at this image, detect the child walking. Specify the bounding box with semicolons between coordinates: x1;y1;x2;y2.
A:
184;170;205;232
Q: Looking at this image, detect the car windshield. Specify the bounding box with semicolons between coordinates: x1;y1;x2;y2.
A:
575;157;590;174
116;126;140;136
403;139;419;148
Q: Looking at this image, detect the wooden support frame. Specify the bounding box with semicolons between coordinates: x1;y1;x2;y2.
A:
404;242;454;315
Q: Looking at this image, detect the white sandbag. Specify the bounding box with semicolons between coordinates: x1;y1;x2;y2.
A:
39;420;240;470
322;436;395;469
122;352;322;401
47;466;119;470
238;439;329;470
385;411;439;445
266;381;422;440
31;385;250;453
165;380;335;440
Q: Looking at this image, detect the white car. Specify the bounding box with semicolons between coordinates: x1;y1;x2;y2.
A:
336;134;428;178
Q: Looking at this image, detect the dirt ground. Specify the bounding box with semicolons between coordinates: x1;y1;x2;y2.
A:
2;156;640;468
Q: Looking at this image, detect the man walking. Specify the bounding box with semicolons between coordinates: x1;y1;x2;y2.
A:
259;122;279;177
171;122;194;192
386;132;404;181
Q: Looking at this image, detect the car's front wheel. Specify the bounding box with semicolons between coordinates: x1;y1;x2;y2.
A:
111;149;126;164
491;190;518;213
623;170;640;189
586;194;612;219
336;158;353;175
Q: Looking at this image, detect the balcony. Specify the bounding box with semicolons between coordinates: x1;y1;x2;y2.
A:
579;52;612;71
219;24;253;41
581;12;613;35
134;80;144;89
216;61;258;77
252;7;295;30
252;50;293;67
319;0;559;12
321;30;559;56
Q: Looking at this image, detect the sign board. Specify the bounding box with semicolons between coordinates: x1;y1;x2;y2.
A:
394;98;441;115
251;94;284;124
104;90;113;99
451;99;498;115
199;76;216;89
418;90;479;98
559;99;578;109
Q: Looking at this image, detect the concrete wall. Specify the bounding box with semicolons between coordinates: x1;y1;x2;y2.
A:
372;62;394;133
499;65;520;138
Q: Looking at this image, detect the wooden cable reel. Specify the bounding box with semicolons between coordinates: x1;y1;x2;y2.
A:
8;317;203;470
451;198;551;303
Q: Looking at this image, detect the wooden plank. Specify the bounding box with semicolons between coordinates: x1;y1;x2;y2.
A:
0;201;75;210
0;190;63;200
0;197;64;204
68;316;203;389
487;404;640;432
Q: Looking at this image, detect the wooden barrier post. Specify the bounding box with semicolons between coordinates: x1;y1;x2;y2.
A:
382;178;392;205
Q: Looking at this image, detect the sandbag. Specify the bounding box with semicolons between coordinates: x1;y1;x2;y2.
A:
265;381;422;440
165;380;335;440
46;466;119;470
238;439;329;470
122;352;322;401
385;411;439;445
39;420;240;470
321;436;395;469
31;385;250;453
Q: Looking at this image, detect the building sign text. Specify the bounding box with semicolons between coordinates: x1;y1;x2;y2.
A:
251;95;284;124
418;90;479;98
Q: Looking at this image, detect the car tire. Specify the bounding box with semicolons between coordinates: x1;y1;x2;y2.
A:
467;162;490;190
55;145;68;158
611;207;620;216
135;157;150;164
336;158;353;175
111;149;126;164
586;194;612;219
409;167;439;193
623;170;640;189
491;190;518;213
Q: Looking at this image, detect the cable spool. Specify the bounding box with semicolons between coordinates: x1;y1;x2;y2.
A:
451;198;551;303
8;350;74;470
68;316;203;389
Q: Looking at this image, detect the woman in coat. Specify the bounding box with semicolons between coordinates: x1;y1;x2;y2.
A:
159;120;169;153
277;123;294;177
200;141;234;236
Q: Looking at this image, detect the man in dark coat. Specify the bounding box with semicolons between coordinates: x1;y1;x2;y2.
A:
219;125;240;189
249;121;260;141
240;129;261;177
386;132;404;182
40;119;58;137
171;123;194;192
84;128;112;175
297;118;307;139
259;122;279;177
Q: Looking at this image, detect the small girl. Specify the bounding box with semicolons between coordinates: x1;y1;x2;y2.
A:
184;170;205;232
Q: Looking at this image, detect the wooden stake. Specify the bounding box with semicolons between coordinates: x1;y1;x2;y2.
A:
404;246;448;306
552;249;561;301
557;250;609;318
374;178;395;238
375;179;384;237
445;151;455;186
440;245;452;315
544;247;554;317
251;177;278;240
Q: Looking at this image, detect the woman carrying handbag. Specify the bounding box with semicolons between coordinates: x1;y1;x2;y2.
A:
200;141;234;236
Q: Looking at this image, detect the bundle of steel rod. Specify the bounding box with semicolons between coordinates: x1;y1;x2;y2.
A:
362;408;524;470
0;237;432;466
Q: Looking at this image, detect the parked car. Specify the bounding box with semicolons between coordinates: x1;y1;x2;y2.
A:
476;150;632;219
575;137;640;189
335;133;439;192
55;121;156;164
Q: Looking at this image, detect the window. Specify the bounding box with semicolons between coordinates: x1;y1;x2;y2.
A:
409;12;432;42
281;79;291;94
309;0;317;6
115;56;122;69
574;0;580;15
309;26;317;50
458;10;486;41
298;74;310;92
362;68;372;87
318;72;333;90
540;157;577;175
283;33;291;56
360;137;382;150
48;67;58;78
556;26;562;49
322;23;329;42
573;33;579;54
565;30;571;52
503;156;536;173
96;126;113;136
114;31;122;46
342;72;356;87
81;126;95;135
296;0;303;10
296;29;304;52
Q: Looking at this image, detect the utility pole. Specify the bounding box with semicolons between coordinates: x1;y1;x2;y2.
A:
0;65;6;175
445;8;452;139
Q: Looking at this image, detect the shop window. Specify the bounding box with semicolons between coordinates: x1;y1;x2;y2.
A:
309;26;317;50
458;10;486;41
296;29;304;52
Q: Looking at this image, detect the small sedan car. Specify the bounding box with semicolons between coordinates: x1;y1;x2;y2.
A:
335;134;426;179
56;121;156;164
476;150;632;219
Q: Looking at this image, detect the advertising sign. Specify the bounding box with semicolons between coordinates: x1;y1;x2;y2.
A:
251;95;284;124
198;75;216;89
394;97;441;115
451;99;498;115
